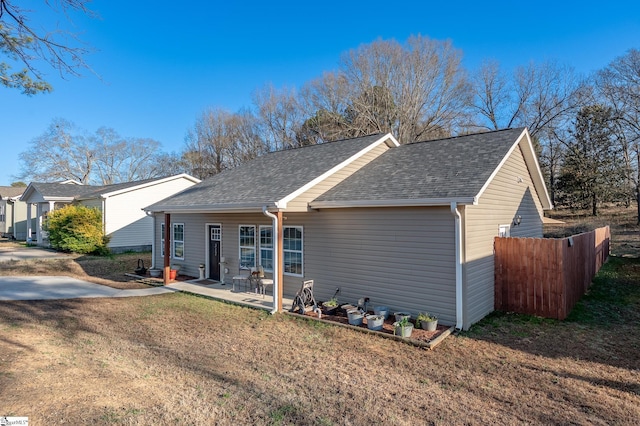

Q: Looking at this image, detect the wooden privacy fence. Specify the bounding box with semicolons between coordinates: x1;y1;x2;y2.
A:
494;226;610;320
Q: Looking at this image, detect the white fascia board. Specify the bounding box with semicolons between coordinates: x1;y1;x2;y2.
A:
519;131;553;210
90;174;202;199
310;197;476;209
18;184;36;202
145;202;279;215
42;196;76;202
275;133;399;209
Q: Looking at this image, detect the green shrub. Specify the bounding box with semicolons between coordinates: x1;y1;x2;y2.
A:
44;205;110;255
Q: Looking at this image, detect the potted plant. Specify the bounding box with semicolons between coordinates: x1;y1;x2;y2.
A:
394;311;411;322
322;297;339;315
373;306;389;319
347;309;364;326
365;314;385;331
416;312;438;331
393;316;414;337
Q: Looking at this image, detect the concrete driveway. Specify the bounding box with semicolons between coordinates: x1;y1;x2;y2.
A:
0;276;176;301
0;245;73;263
0;244;176;301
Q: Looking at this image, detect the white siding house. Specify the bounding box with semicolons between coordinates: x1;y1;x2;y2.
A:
20;174;200;252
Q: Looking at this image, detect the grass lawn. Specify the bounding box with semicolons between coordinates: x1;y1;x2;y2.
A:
0;205;638;424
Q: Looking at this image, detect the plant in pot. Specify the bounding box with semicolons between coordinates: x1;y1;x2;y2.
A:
322;297;339;315
394;311;411;322
416;312;438;331
373;305;389;319
365;313;385;331
393;316;414;337
347;309;364;326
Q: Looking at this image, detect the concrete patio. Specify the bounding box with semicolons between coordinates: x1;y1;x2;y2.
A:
146;277;296;312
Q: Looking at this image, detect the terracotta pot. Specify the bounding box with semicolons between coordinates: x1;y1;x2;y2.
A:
169;269;177;280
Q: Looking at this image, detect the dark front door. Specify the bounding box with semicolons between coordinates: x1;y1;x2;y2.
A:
208;225;221;281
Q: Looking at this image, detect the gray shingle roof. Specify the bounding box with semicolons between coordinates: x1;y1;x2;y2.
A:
76;178;161;200
28;182;100;199
146;134;387;211
0;186;26;199
313;128;525;204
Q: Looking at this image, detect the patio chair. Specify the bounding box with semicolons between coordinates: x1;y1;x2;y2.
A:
232;261;250;292
255;265;274;298
290;279;317;314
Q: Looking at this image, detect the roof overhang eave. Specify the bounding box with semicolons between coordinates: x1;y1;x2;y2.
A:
144;202;281;215
309;197;477;209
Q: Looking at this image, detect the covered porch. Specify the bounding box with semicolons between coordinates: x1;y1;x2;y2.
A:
164;278;296;312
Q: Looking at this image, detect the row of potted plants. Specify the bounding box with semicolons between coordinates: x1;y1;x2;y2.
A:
321;299;438;338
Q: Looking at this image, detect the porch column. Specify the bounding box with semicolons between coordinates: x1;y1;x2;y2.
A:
276;211;284;312
26;203;32;242
36;203;43;244
163;213;171;285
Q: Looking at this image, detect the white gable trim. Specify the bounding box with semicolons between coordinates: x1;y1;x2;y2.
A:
89;174;201;199
275;133;399;209
473;128;553;210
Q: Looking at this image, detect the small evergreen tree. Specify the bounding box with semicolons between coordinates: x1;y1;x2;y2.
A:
557;105;625;215
44;205;110;255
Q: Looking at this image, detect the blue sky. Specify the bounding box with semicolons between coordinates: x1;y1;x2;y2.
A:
1;0;638;186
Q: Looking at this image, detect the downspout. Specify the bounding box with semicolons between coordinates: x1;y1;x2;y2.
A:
262;206;279;314
450;202;464;331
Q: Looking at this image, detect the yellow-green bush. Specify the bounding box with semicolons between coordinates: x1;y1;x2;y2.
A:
44;205;110;255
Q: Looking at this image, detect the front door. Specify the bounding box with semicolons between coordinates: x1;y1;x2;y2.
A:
208;225;221;281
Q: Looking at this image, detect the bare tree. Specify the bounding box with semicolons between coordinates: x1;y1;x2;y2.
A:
0;0;94;94
298;72;352;144
182;108;267;179
91;127;164;184
596;48;640;221
17;119;167;184
253;84;304;150
18;118;94;183
471;60;583;137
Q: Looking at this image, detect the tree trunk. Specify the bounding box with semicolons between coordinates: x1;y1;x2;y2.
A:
592;193;598;217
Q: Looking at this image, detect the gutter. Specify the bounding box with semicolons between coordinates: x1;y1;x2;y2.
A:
450;202;464;331
262;206;279;314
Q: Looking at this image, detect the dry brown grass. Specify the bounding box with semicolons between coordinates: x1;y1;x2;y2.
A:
0;209;638;424
545;204;640;257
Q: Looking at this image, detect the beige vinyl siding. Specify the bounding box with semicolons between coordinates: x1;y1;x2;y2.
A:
464;144;545;328
153;212;276;282
79;198;103;210
286;143;391;211
287;207;457;326
102;178;196;250
11;201;35;240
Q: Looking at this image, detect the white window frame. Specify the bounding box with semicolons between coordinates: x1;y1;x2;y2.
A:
259;225;273;272
498;224;511;238
239;225;256;268
173;223;185;260
283;226;303;277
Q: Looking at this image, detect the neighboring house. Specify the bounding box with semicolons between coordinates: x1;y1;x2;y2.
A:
144;128;552;330
20;174;200;253
0;186;36;240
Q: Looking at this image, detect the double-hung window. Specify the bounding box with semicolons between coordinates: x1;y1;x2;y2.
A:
283;226;303;276
173;223;184;260
259;225;273;272
239;225;256;268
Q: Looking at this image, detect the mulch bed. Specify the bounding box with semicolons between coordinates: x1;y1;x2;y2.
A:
293;306;451;346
